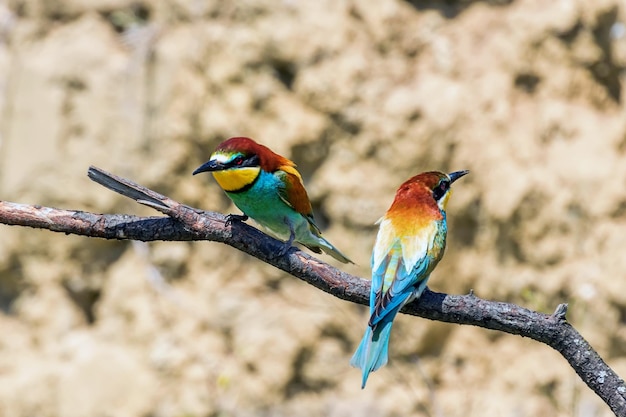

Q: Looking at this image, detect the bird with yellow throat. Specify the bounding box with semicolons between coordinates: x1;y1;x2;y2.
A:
193;137;352;263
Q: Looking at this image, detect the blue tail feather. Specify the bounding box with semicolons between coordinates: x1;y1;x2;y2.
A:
350;313;397;388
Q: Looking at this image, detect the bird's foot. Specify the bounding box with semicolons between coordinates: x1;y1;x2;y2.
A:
225;213;248;227
273;221;296;258
274;241;294;258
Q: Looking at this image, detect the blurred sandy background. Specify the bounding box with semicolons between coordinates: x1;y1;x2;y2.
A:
1;0;626;416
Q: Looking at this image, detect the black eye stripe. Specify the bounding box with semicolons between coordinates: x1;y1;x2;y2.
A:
228;154;259;168
432;180;450;201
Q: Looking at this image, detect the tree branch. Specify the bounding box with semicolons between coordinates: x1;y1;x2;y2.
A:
1;166;625;415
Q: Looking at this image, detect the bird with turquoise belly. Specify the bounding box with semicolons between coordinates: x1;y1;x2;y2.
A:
193;137;352;264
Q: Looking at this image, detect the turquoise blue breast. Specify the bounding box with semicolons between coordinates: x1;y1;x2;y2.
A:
226;170;296;239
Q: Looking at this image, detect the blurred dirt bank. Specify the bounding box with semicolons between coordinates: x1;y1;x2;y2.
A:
1;0;626;416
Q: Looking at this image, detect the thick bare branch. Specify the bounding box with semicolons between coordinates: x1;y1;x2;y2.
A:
0;166;624;416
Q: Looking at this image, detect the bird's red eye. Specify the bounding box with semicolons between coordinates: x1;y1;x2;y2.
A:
234;156;244;165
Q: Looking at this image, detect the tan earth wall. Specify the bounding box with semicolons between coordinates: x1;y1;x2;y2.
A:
1;0;626;416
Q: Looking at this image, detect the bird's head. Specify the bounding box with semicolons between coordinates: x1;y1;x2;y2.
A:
391;170;469;214
193;137;292;192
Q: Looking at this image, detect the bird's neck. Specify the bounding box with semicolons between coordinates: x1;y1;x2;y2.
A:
212;167;261;192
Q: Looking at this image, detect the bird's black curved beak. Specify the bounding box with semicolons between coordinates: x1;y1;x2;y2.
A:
193;159;223;175
448;170;469;183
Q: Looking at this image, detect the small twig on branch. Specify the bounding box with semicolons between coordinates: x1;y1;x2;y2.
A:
0;166;624;416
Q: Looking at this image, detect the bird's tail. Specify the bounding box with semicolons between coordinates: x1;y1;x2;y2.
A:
316;236;353;264
350;318;394;388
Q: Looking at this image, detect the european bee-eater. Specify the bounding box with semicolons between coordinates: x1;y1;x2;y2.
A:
350;170;469;388
193;137;352;263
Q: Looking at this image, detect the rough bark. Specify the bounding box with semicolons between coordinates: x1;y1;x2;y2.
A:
0;166;624;416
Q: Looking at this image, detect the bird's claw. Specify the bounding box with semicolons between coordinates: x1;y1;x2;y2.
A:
225;213;249;227
273;241;294;258
271;221;296;259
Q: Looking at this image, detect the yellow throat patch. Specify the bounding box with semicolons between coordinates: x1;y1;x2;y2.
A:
438;188;452;211
212;167;260;192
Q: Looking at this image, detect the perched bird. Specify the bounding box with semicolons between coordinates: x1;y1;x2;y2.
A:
193;137;352;263
350;170;469;388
